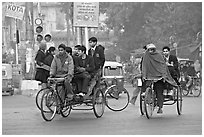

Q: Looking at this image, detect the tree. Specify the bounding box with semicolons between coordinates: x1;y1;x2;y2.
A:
59;2;73;45
101;2;202;59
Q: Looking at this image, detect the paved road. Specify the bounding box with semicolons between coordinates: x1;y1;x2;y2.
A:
2;84;202;135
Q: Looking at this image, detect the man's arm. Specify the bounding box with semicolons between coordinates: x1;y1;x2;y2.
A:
99;46;105;68
67;54;74;77
172;55;179;69
50;57;57;77
85;56;95;73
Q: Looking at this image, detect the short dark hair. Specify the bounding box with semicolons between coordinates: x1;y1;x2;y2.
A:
143;45;147;50
74;45;81;48
46;46;55;56
78;45;86;53
58;44;66;50
65;46;72;55
88;37;97;43
48;47;56;52
162;46;170;51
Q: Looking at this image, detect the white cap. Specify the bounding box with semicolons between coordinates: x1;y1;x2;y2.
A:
146;43;156;49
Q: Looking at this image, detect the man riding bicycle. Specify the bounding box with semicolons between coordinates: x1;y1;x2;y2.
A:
141;43;177;114
50;44;74;101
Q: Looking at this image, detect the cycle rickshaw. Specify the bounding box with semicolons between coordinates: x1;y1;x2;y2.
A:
139;78;182;119
37;72;105;121
100;61;130;111
179;59;201;97
138;48;182;119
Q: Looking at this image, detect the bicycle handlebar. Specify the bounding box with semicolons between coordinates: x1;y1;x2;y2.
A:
47;77;65;82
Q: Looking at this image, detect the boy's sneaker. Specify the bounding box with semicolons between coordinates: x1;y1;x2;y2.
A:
168;90;174;96
157;108;163;114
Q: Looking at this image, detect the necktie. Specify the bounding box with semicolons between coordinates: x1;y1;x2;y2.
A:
91;49;94;56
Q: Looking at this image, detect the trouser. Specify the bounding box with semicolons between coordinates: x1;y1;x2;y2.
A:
58;78;73;101
130;78;140;104
74;71;91;93
64;77;73;95
153;80;165;108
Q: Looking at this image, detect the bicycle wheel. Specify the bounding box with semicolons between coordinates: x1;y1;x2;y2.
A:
191;79;201;97
176;86;182;115
35;88;49;111
139;89;145;115
41;89;57;121
180;81;189;96
93;88;105;118
105;85;130;111
144;87;155;119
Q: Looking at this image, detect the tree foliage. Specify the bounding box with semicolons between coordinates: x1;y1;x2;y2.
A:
101;2;202;59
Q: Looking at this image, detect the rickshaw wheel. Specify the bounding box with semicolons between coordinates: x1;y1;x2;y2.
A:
36;88;50;111
139;87;145;115
93;88;105;118
144;87;155;119
176;86;182;115
105;85;130;111
41;89;57;121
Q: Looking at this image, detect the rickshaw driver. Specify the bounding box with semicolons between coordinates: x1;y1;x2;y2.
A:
141;44;177;114
49;44;74;101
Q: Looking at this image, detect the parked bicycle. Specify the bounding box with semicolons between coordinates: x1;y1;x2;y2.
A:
180;72;201;97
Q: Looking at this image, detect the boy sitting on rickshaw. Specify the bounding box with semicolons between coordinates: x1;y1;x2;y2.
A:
73;45;95;97
141;43;177;113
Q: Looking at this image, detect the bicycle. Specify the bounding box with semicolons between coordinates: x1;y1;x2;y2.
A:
40;77;105;121
140;79;182;119
180;72;201;97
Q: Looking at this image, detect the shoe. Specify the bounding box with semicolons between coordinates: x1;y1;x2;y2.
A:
163;89;167;96
168;90;174;96
78;92;86;96
141;92;145;96
83;88;93;100
67;94;74;101
157;108;163;114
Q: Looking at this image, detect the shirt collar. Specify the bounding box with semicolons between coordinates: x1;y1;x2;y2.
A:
92;45;97;51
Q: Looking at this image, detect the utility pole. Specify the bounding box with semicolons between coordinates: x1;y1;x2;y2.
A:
25;2;34;48
76;27;82;45
25;2;34;79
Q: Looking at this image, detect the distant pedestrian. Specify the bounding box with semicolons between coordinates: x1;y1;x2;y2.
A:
129;59;142;105
194;60;201;73
44;47;56;83
35;42;47;89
